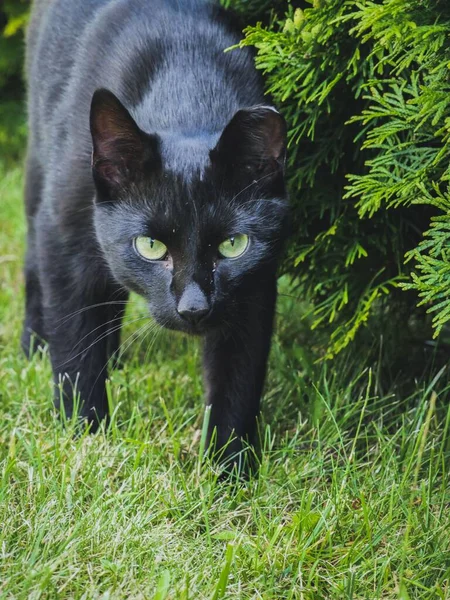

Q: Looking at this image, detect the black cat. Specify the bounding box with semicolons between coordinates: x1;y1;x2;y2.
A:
23;0;289;468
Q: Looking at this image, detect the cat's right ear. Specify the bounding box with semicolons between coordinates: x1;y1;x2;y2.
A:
210;106;287;181
90;89;160;195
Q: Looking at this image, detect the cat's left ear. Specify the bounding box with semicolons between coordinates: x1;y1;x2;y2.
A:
211;106;287;177
90;89;160;195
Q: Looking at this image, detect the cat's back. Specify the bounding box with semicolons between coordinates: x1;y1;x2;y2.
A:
28;0;264;204
27;0;113;148
29;0;260;134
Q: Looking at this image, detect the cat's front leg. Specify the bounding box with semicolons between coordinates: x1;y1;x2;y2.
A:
202;277;277;473
40;245;128;430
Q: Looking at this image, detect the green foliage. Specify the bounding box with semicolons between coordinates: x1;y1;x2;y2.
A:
227;0;450;359
0;0;30;162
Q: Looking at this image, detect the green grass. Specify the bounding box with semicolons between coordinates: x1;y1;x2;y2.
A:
0;164;449;599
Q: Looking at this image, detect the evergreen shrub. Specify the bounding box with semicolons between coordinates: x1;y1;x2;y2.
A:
226;0;450;360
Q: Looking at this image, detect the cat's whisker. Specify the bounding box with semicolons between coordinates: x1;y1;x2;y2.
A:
241;197;287;207
111;320;154;365
105;318;164;379
70;313;149;355
68;315;130;352
141;320;167;365
55;300;131;328
86;320;156;407
228;170;280;206
54;315;149;369
68;201;118;216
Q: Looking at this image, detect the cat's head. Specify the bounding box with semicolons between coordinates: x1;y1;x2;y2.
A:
90;89;289;334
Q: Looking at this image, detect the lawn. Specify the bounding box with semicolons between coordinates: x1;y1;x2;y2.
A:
0;164;449;599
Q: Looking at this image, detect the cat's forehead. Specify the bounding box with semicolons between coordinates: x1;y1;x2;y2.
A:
144;180;241;232
123;173;256;240
158;131;220;180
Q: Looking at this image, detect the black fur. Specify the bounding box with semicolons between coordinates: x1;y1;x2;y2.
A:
24;0;289;469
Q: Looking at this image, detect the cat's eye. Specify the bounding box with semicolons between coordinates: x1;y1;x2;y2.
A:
218;234;249;259
134;236;168;261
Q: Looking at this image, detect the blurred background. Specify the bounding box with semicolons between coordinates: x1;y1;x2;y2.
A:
0;0;29;165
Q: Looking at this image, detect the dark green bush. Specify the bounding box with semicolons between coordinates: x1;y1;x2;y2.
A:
226;0;450;360
0;0;29;163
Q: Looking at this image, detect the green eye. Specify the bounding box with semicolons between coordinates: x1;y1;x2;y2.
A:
218;234;249;259
134;236;168;261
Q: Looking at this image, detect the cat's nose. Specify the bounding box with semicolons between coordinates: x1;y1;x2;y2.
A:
177;283;210;324
178;306;210;324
